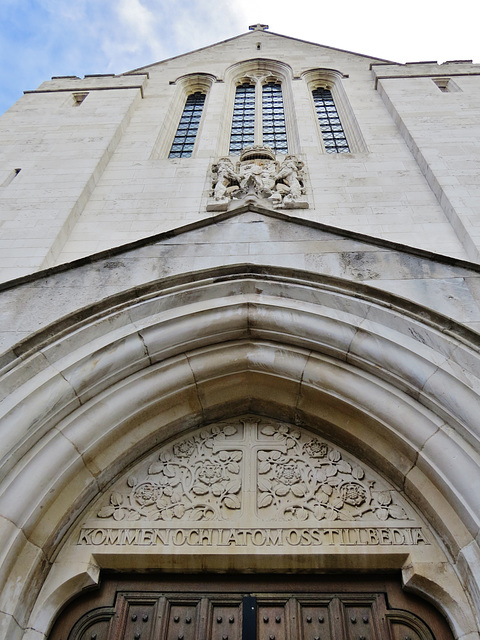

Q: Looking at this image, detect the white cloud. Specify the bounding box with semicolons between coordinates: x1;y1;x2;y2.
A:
99;0;246;73
1;0;479;116
116;0;164;58
224;0;480;63
94;0;168;73
35;0;90;22
168;0;244;53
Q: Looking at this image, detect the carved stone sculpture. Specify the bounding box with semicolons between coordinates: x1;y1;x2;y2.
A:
211;157;240;202
95;417;413;524
274;155;305;207
207;147;308;211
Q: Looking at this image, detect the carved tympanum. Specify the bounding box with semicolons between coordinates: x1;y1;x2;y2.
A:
96;417;412;524
207;148;308;211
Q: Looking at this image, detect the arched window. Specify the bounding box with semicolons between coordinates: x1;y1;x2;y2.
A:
225;61;296;156
169;91;206;158
302;69;366;154
153;72;215;159
262;82;288;153
228;78;288;155
312;86;349;153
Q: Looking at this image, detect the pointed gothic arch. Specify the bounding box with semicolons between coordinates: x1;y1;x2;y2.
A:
0;265;479;639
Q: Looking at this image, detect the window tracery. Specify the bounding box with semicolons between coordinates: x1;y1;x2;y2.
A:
229;77;288;154
224;60;297;156
262;81;288;153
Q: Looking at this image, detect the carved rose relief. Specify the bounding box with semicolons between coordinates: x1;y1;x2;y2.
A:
98;424;242;522
96;417;411;524
256;425;409;522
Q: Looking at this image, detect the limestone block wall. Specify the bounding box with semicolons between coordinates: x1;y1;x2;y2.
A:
0;75;146;280
55;34;469;265
2;210;480;355
373;62;480;262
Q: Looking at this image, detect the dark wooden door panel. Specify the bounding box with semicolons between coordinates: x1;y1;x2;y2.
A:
298;603;332;640
112;597;158;640
47;574;452;640
387;611;436;640
257;601;289;640
164;602;199;640
390;622;425;640
342;604;379;640
209;603;242;640
74;615;112;640
53;606;115;640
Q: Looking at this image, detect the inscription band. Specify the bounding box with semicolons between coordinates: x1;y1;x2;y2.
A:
78;526;429;547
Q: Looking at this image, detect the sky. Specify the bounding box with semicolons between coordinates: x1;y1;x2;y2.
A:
1;0;479;116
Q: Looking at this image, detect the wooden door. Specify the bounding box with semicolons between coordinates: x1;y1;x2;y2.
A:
48;574;453;640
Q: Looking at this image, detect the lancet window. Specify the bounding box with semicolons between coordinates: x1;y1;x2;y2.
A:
229;77;288;155
312;86;350;153
262;82;288;153
229;83;256;153
169;91;206;158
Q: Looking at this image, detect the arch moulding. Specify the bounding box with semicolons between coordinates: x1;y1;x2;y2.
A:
0;265;479;640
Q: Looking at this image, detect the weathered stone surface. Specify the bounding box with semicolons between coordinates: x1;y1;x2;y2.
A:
2;211;480;357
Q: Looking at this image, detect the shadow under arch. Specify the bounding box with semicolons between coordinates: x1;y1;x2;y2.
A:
0;264;479;639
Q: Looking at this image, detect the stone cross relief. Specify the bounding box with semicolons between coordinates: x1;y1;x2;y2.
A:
207;148;308;212
95;417;412;525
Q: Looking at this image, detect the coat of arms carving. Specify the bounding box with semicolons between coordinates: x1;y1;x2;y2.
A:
207;147;308;211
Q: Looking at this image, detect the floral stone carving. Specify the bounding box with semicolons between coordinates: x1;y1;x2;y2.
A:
97;423;243;522
96;417;412;524
256;422;409;522
207;147;308;211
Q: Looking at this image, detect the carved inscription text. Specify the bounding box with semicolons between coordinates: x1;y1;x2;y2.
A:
78;526;430;547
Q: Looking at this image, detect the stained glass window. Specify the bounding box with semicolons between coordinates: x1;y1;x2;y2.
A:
169;91;206;158
312;87;350;153
262;82;288;153
229;83;256;155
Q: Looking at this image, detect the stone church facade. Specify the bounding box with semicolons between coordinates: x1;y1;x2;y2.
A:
0;25;479;640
